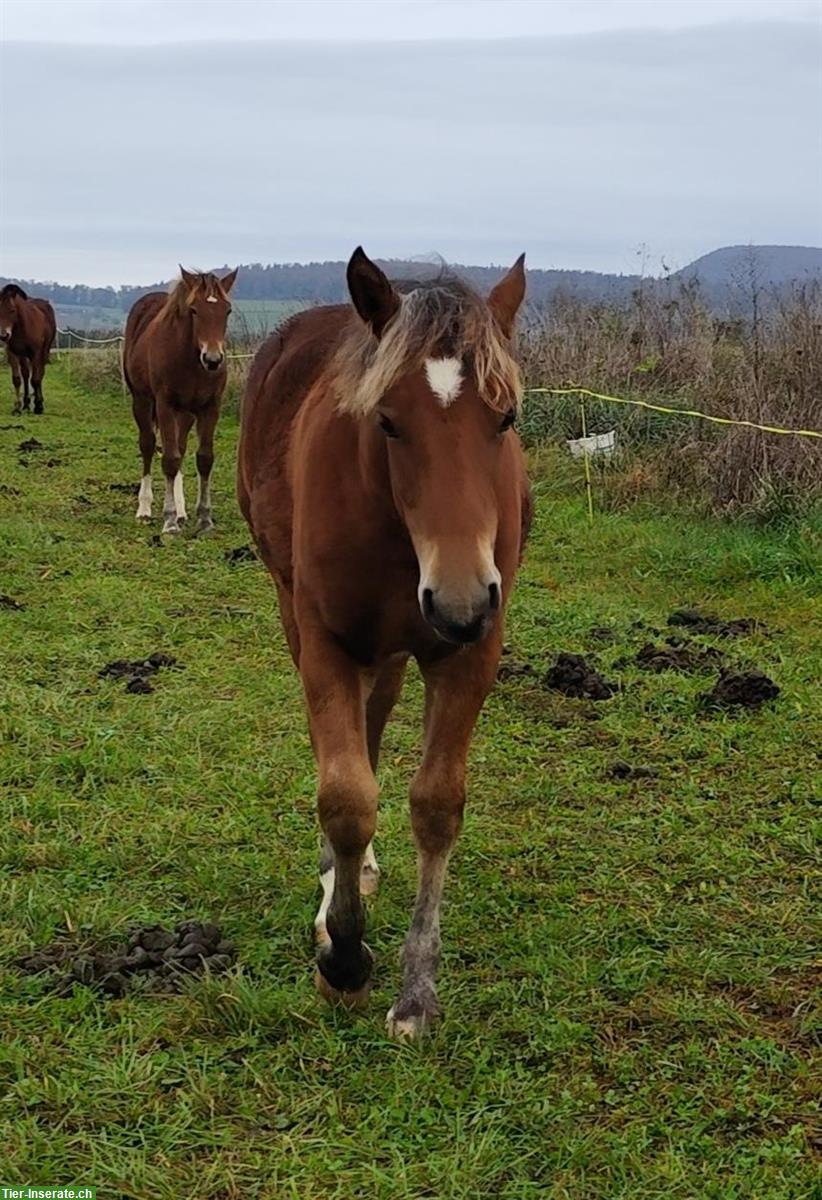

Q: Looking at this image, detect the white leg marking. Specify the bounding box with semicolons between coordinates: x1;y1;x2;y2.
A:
425;357;463;407
195;472;213;531
162;474;179;534
135;473;153;520
315;866;334;945
173;471;187;521
361;840;380;895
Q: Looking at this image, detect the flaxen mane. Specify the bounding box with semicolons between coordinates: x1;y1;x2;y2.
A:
333;275;521;416
161;272;226;318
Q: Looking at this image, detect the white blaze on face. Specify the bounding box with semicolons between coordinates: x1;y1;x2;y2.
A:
424;357;463;408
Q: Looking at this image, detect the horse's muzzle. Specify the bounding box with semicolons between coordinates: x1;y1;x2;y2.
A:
421;582;500;645
0;330;10;343
200;350;224;372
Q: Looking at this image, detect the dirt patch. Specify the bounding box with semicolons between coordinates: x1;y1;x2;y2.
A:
545;653;617;700
18;438;44;453
635;640;723;673
108;481;140;495
73;494;92;507
702;669;780;710
0;594;25;611
17;920;236;997
589;625;618;644
224;545;258;565
668;608;763;638
0;484;21;497
0;423;24;431
608;760;658;780
99;652;180;694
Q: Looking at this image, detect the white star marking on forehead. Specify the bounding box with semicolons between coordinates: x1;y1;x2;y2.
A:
424;357;463;408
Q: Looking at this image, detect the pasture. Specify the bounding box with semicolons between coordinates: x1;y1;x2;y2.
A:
0;360;819;1198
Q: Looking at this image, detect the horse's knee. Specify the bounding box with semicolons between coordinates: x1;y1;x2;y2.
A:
162;453;181;479
318;772;378;857
409;776;465;853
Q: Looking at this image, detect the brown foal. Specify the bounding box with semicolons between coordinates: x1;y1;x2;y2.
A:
0;284;56;415
123;267;237;533
238;248;531;1038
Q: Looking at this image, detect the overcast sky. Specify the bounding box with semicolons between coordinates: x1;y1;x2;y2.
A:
1;0;820;286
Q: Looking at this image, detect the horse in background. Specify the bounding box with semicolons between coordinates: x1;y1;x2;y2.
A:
238;248;530;1038
0;284;56;415
123;267;238;534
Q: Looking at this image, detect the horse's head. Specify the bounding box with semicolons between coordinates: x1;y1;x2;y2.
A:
0;284;27;342
179;267;238;371
344;248;526;646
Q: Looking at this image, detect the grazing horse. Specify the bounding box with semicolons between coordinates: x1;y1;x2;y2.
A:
0;284;56;414
238;248;531;1038
123;267;238;533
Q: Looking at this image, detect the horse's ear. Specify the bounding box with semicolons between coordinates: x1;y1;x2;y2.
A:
220;267;238;294
488;254;526;337
346;247;400;338
179;266;198;291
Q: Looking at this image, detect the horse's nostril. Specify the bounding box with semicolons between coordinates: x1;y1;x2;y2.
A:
488;582;500;611
422;587;435;619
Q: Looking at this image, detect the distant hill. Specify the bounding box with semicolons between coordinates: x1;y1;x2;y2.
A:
673;245;822;288
3;245;820;332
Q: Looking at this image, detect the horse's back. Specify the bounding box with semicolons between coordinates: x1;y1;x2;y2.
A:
238;305;349;571
123;292;165;389
125;292;165;348
240;305;348;486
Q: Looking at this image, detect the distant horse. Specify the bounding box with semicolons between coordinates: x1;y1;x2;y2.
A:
238;248;530;1038
123;267;238;533
0;284;56;414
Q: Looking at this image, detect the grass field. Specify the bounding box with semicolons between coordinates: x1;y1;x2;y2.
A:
0;362;820;1199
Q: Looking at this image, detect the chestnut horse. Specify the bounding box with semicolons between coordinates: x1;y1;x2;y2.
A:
238;248;530;1038
123;267;237;533
0;284;56;415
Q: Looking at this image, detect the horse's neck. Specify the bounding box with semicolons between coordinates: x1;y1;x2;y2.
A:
158;308;195;357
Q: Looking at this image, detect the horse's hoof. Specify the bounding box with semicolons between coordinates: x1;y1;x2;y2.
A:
385;1002;439;1041
359;864;380;896
161;522;180;535
135;513;152;523
195;521;215;537
315;969;371;1011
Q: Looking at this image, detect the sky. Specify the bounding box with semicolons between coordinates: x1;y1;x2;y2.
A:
1;0;820;286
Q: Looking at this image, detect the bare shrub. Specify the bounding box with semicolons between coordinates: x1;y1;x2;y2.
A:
519;281;822;520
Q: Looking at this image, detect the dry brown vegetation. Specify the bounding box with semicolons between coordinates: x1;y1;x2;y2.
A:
518;280;822;521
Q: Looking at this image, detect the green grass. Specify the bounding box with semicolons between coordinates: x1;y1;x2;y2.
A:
0;364;820;1199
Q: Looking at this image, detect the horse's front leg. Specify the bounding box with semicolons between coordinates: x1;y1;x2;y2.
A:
157;404;192;534
300;620;378;1008
9;354;23;415
386;636;501;1040
194;404;218;533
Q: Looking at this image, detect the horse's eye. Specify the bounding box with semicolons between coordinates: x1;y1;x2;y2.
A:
378;413;399;439
499;409;516;432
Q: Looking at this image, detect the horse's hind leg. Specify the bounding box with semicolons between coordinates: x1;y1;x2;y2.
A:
386;640;499;1040
133;396;155;520
361;657;408;894
31;354;45;414
21;360;31;412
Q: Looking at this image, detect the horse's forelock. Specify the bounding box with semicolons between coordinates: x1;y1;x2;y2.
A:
333;278;521;416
